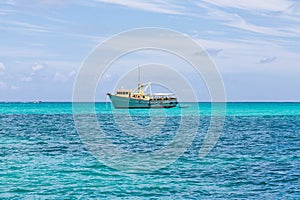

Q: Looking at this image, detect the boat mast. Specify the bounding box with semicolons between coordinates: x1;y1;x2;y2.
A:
138;66;144;95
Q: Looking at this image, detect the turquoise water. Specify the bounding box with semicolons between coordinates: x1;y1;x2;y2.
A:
0;102;299;198
1;102;300;115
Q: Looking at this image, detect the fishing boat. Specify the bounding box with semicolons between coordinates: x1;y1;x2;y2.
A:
107;82;178;109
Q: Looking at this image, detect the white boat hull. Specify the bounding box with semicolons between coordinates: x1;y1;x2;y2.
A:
107;94;177;109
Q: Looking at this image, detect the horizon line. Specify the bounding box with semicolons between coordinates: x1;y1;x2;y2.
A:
0;101;299;103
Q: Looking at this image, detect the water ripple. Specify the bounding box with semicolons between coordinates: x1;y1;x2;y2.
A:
0;106;299;198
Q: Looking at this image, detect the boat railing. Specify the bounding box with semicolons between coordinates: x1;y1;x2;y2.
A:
149;93;177;101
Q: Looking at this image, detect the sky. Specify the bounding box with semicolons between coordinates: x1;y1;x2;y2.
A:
0;0;300;102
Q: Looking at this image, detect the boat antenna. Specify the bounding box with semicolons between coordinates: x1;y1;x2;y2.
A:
138;65;141;84
138;65;143;95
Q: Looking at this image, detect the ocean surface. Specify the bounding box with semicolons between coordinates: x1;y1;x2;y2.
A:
0;102;299;199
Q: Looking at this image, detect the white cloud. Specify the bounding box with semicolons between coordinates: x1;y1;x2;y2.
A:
10;85;19;90
0;8;14;15
0;19;50;33
0;81;6;89
224;14;296;37
53;70;77;82
195;3;300;37
1;0;16;6
0;46;57;58
206;48;223;56
0;62;5;75
32;64;45;71
53;72;67;82
192;36;300;73
260;57;277;64
26;0;74;7
20;76;33;82
68;70;76;77
34;0;67;6
94;0;184;15
202;0;293;12
289;1;300;13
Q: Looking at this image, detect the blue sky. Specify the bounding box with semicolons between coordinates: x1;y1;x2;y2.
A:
0;0;300;102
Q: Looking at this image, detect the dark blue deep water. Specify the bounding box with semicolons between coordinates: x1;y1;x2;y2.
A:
0;103;299;199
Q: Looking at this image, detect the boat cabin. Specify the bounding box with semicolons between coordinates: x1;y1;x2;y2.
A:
115;90;131;97
115;89;151;100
